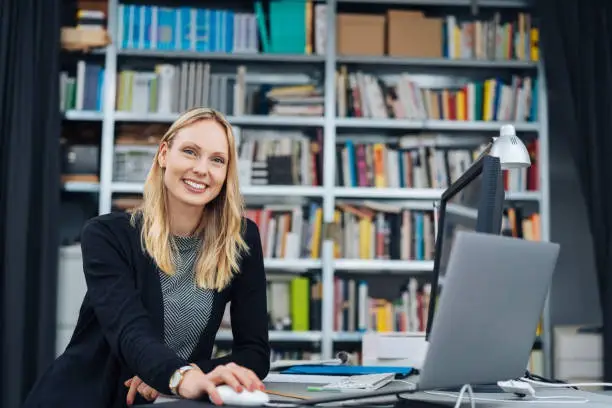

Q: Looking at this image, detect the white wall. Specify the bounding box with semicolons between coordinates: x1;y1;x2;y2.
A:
56;244;87;356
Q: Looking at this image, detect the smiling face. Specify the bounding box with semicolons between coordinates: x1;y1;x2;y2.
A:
157;119;229;210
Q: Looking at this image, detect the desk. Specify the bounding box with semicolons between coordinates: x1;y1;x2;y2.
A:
147;379;612;407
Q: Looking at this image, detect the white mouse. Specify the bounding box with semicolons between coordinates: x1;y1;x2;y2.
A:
215;384;270;406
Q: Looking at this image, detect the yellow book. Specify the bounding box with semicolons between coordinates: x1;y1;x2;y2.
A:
456;90;466;121
305;1;313;55
530;28;539;61
359;217;371;259
372;144;387;188
483;79;494;121
453;25;461;58
310;207;323;258
333;209;341;258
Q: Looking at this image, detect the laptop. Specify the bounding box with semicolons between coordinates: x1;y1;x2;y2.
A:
292;231;560;405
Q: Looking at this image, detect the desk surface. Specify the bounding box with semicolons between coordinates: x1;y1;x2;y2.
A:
146;378;612;408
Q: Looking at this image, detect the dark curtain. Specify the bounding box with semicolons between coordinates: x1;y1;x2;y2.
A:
0;0;62;407
535;0;612;382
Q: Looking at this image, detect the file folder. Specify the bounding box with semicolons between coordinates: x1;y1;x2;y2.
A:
281;365;413;377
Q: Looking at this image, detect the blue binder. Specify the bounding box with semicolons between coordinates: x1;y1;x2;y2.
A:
280;365;414;377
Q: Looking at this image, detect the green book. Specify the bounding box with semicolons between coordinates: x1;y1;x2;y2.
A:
290;277;310;331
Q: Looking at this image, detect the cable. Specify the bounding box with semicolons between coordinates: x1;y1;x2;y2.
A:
523;370;578;390
451;384;475;408
520;377;612;389
393;380;588;406
424;390;589;404
393;380;474;407
421;378;590;405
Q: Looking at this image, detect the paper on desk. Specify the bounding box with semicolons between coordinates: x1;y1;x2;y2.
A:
264;373;347;384
153;394;180;404
270;358;342;371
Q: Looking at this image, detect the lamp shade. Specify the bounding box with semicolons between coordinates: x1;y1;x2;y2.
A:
488;124;531;170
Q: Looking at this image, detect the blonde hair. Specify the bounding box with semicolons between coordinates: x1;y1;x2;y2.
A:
130;107;248;291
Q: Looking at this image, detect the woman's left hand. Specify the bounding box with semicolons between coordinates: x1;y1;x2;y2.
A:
125;376;159;405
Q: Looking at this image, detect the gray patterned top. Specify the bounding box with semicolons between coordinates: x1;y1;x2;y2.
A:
159;235;214;360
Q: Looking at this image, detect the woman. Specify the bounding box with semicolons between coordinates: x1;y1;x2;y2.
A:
24;108;270;407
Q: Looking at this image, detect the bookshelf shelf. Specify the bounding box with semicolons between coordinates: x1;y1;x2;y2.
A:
336;55;538;69
241;185;325;197
64;110;103;121
334;187;442;200
62;181;100;193
216;330;322;342
335;118;539;132
114;111;325;127
60;0;550;377
333;332;364;342
505;191;541;201
117;49;326;63
229;115;325;127
335;188;540;202
424;120;540;132
110;182;143;194
113;111;179;123
334;259;434;273
336;0;529;7
264;258;322;271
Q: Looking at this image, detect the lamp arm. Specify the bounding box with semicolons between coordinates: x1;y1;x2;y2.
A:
460;139;495;174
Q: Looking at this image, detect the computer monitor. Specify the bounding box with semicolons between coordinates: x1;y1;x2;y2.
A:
425;154;505;341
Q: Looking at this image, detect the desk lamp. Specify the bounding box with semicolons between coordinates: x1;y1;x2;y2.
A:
482;124;531;170
432;124;531;238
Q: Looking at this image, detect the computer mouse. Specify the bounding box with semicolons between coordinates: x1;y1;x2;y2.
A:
215;384;270;406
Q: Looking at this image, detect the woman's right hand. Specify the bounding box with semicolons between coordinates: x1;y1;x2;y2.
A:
178;363;265;405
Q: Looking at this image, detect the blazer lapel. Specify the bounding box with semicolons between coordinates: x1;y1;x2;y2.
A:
139;255;166;340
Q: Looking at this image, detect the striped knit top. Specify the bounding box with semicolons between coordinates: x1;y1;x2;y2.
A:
159;235;214;360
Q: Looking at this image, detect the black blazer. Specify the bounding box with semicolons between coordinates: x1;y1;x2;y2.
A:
23;212;270;408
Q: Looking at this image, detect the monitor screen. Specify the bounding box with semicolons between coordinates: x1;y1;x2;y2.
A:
436;171;483;290
425;155;504;340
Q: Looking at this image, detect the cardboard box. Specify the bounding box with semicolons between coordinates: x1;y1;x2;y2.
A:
386;10;442;58
337;13;385;56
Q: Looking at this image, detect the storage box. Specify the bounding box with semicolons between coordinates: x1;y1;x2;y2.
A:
554;325;603;383
337;13;385;56
386;10;442;58
113;145;157;183
362;332;429;369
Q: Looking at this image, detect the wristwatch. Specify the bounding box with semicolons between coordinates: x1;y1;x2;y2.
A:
169;365;194;396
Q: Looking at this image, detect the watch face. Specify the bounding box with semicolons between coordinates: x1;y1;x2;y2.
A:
170;371;181;388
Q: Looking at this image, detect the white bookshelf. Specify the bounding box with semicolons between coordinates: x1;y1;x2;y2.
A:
61;0;551;377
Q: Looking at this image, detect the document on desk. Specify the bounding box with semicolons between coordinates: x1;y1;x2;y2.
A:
264;373;347;384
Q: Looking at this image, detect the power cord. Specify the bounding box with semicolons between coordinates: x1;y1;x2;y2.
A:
523;370;578;390
520;377;612;389
416;379;589;405
450;384;475;408
394;381;474;408
424;389;589;405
